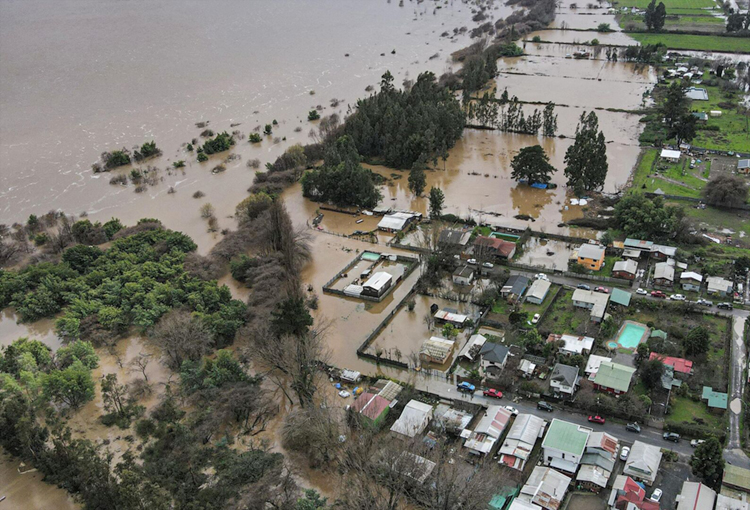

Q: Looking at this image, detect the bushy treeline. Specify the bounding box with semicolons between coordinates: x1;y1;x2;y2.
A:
343;71;465;169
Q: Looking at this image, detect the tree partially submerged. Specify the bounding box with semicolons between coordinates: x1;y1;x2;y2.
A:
564;111;608;194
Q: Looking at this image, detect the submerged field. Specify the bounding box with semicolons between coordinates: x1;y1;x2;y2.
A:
628;32;750;53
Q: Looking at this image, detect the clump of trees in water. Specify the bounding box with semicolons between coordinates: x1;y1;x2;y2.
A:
92;141;163;172
133;140;162;162
467;92;558;137
201;131;235;155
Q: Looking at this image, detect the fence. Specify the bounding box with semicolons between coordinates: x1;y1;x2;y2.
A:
645;192;750;211
322;252;420;303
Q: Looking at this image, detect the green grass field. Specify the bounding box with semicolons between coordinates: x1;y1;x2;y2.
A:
631;149;707;198
667;396;726;431
619;12;724;32
629;32;750;53
681;204;750;238
689;81;750;152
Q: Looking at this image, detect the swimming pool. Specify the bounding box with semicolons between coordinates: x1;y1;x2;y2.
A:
617;322;648;349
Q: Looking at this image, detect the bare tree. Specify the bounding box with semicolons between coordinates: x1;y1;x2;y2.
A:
281;404;342;468
149;309;213;370
129;352;152;382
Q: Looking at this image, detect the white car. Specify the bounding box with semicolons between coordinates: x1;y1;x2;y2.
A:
650;488;663;503
531;313;541;324
535;273;549;281
504;406;519;416
467;258;477;265
619;446;630;461
636;288;647;295
670;294;686;301
482;262;494;269
338;390;351;398
690;439;705;448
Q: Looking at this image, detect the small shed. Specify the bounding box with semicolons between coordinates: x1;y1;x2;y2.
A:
525;279;552;305
660;149;681;162
739;159;750;174
452;265;474;286
610;288;632;308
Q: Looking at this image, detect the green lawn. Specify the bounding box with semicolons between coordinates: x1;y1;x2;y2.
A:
619;13;724;32
690;83;750;152
631;149;706;198
681;204;750;239
668;396;726;431
522;284;560;319
629;33;750;53
615;0;718;9
537;289;593;336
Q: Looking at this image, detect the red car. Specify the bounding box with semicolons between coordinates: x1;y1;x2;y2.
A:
483;388;503;399
588;415;606;424
595;286;609;294
651;290;666;298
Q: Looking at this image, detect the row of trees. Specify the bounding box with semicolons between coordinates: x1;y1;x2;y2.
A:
468;93;558;137
644;0;667;31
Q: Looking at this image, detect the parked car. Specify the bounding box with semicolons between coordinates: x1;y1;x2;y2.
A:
482;262;494;269
690;439;705;448
577;284;591;290
696;299;713;307
588;415;606;425
504;406;519;416
626;422;641;433
650;488;663;503
651;290;666;298
663;432;680;442
595;286;609;294
535;273;549;281
457;382;475;393
483;388;503;399
531;313;541;324
636;288;647;295
537;401;554;412
669;294;686;301
467;258;477;265
620;446;630;461
338;390;351;398
718;302;734;310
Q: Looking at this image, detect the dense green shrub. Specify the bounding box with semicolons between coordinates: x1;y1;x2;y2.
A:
202;132;235;155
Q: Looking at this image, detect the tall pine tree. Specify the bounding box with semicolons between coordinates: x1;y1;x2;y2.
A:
564;111;608;195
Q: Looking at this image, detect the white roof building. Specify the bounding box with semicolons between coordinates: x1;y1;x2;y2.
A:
499;413;546;471
612;259;637;276
526;279;552;303
362;271;392;292
623;441;662;485
548;334;594;355
518;466;571;510
378;212;416;231
660;149;681;160
391;400;433;438
686;87;709;101
680;271;703;283
653;262;674;282
707;276;733;295
585;354;612;377
577;243;606;260
457;334;487;361
716;494;750;510
675;481;716;510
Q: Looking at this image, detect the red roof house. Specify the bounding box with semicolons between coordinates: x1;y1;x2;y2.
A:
649;353;693;375
352;392;391;426
474;236;516;260
610;476;659;510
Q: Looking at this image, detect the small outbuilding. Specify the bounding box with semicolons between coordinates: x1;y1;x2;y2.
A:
452;265;474;286
660;148;681;162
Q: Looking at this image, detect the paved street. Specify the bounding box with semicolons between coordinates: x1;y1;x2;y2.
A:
726;312;750;468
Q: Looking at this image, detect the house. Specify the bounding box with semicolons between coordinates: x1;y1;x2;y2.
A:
610;288;632;308
541;419;591;473
452;266;474;286
518;466;572;510
474;235;517;260
392;452;436;484
546;334;594;356
585;355;612;378
377;212;418;232
457;334;487;362
499;413;547;471
738;159;750;174
438;229;472;249
686;86;709;101
480;342;511;377
702;386;728;413
361;271;393;298
623;238;653;257
653;261;674;287
502;274;530;303
351;392;391;427
623;441;663;486
433;404;473;435
571;289;610;323
660;148;681;162
576;465;611;494
419;336;455;364
612;259;637;280
433;308;468;328
707;276;733;297
607;475;659;510
675;481;716;510
526;279;552;305
723;465;750;498
390;400;434;439
649;353;693;376
462;405;513;456
651;244;677;260
680;271;703;292
577;243;606;271
716;494;750;510
593;362;636;396
549;363;579;398
580;432;618;491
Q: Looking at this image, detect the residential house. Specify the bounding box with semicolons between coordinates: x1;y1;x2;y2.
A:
716;494;750;510
541;419;591;473
480;342;511;377
391;400;434;439
739;159;750;175
433;404;473;435
577;243;606;271
351;392;391;427
702;386;728;413
607;475;659;510
612;259;637;280
585;355;612;378
660;148;681;162
707;276;733;297
433;308;469;328
456;334;487;362
623;238;654;259
680;271;703;292
518;466;572;510
438;229;472;250
549;363;579;398
675;481;716;510
651;244;677;260
392;452;436;484
419;336;455;364
361;272;393;298
499;413;547;471
452;266;474;286
462;405;513;456
526;279;552;305
474;235;517;260
547;334;594;356
649;353;693;376
610;288;632;308
377;212;418;232
578;432;618;493
593;362;636;396
502;275;530;303
653;262;674;287
571;289;610;323
623;441;663;486
723;465;750;498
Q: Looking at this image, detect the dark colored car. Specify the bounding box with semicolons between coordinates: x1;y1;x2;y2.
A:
588;415;606;424
626;422;641;433
483;388;503;399
718;302;734;310
537;401;554;412
457;382;475;393
663;432;680;442
577;284;591;291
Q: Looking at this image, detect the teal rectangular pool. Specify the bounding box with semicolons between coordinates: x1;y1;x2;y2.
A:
618;323;647;349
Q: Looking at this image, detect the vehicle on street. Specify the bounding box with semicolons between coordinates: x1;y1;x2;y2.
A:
669;294;686;301
535;273;549;281
504;406;519;416
663;432;680;442
718;302;734;310
467;259;477;265
483;388;503;399
588;415;606;425
531;313;541;324
696;299;713;307
577;284;591;290
650;489;663;503
537;401;554;412
626;422;641;433
457;382;475;393
482;262;494;269
338;390;351;398
620;446;630;461
690;439;705;448
595;286;609;294
651;290;666;299
636;288;647;295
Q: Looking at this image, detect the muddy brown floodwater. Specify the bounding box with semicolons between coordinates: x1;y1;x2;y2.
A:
0;452;79;510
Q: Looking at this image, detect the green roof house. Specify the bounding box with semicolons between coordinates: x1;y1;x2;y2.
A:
541;418;592;474
650;329;667;340
702;386;728;413
593;362;636;396
610;288;632;307
488;487;519;510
